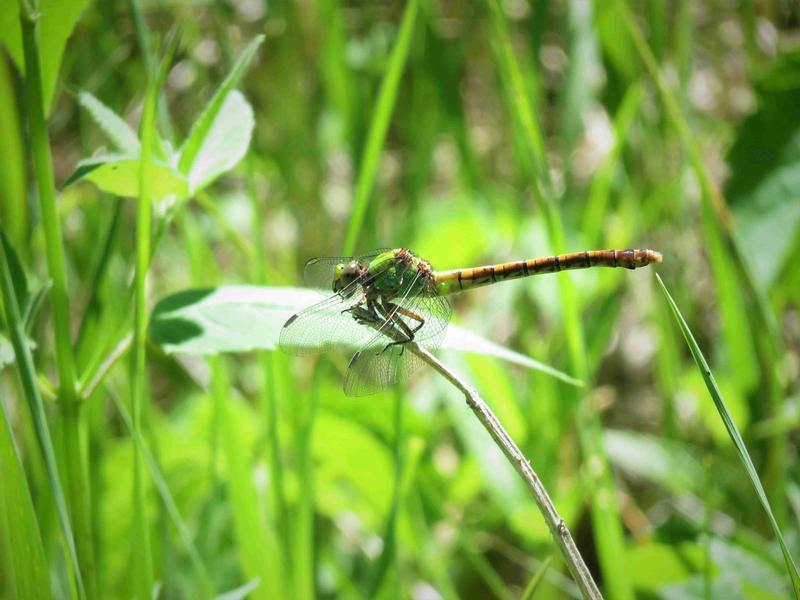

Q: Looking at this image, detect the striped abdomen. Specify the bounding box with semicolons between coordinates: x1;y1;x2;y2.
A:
433;249;662;296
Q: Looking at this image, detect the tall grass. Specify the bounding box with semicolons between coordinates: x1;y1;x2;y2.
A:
1;1;799;598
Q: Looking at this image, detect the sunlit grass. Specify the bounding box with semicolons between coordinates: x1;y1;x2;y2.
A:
1;1;799;598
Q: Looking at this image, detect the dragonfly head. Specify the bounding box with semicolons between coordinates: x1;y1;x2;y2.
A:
333;260;367;296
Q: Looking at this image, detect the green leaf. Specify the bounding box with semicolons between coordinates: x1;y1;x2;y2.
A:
148;285;579;383
725;50;800;287
656;273;800;597
0;0;90;114
0;402;52;600
77;90;140;155
184;90;254;193
66;155;188;199
178;36;264;176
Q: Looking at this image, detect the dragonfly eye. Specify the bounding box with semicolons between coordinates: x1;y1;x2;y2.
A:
332;261;364;295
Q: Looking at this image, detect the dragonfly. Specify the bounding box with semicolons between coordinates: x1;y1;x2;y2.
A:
279;247;662;396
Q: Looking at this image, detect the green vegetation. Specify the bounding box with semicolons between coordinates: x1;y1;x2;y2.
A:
1;1;799;598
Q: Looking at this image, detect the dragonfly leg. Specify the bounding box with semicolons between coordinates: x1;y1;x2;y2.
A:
349;306;381;327
375;300;416;354
389;303;426;335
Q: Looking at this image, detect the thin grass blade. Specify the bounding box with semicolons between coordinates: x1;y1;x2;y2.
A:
0;230;85;599
341;0;419;255
655;273;800;598
0;395;52;599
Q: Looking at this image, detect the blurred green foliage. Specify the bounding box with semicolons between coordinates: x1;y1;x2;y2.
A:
1;1;800;598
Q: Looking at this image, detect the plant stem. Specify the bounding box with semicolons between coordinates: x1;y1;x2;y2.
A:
413;346;602;600
130;46;159;600
19;5;97;598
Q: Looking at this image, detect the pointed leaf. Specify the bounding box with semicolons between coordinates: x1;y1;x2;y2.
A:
77;91;140;155
178;36;263;175
185;90;254;193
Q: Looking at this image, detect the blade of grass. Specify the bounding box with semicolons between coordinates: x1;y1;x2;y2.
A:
107;392;215;597
213;358;285;600
486;2;634;597
0;230;84;599
0;359;52;599
314;0;354;147
461;536;517;600
341;0;419;255
655;273;800;597
365;387;404;598
581;83;643;247
19;4;95;597
0;54;28;256
288;360;320;600
615;0;771;365
245;156;293;594
616;0;788;521
521;556;553;600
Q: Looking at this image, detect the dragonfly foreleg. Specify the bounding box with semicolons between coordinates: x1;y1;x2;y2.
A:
389;304;426;335
374;300;417;354
347;303;382;326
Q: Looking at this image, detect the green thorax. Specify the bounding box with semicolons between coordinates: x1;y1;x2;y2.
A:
367;249;429;296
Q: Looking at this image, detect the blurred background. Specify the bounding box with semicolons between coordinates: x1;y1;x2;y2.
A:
1;0;800;598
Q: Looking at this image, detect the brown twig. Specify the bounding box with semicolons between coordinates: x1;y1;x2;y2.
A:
411;344;603;599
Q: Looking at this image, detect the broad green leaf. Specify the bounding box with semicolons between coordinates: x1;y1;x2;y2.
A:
66;155;188;199
656;274;800;597
184;90;254;193
0;0;90;114
178;36;264;175
77;91;140;155
725;50;800;286
148;285;579;383
0;403;52;600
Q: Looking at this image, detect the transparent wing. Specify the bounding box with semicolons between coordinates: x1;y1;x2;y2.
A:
279;291;374;356
303;249;391;291
344;342;424;397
